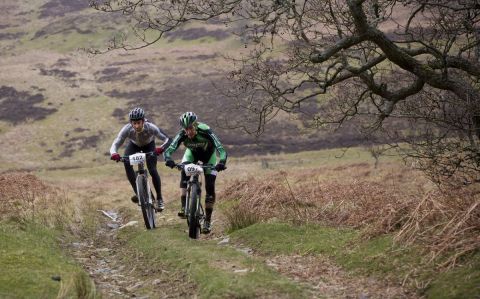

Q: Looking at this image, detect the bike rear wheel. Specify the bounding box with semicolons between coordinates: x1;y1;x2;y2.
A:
137;175;156;229
188;184;201;239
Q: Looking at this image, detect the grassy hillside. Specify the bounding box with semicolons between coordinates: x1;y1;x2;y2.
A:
0;172;97;298
1;2;478;298
0;222;97;298
0;0;369;173
1;143;478;298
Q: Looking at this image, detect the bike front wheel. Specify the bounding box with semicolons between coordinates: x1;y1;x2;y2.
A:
188;183;201;239
137;175;156;229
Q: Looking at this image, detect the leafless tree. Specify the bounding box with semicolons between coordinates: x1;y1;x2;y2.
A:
90;0;480;185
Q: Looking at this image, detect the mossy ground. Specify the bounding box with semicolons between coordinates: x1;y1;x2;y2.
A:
0;222;96;298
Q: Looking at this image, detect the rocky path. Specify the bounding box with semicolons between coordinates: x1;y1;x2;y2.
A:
67;210;192;299
264;254;418;299
68;209;418;299
68;211;147;298
211;236;418;299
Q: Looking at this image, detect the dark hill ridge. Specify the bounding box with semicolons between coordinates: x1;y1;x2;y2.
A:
0;86;57;124
103;73;365;156
39;0;89;19
0;0;372;164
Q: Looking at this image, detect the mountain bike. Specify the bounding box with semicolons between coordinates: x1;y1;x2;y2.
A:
120;152;157;229
176;163;215;239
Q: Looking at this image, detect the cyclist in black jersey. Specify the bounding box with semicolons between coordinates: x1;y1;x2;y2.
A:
110;107;171;211
164;112;227;233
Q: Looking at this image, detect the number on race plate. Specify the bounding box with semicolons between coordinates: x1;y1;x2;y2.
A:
129;153;146;165
184;164;203;176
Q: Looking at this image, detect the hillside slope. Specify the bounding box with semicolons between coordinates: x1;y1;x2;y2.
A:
0;0;366;172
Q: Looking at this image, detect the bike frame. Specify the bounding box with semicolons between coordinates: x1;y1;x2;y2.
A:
177;163;215;238
120;151;157;229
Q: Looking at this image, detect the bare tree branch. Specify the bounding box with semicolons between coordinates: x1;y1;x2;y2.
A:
91;0;480;185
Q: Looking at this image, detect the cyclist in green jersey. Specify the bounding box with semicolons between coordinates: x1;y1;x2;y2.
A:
164;112;228;233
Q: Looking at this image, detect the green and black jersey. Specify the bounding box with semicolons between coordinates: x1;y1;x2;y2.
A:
164;123;227;164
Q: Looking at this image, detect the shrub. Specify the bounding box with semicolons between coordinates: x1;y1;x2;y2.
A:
220;167;480;267
0;172;74;229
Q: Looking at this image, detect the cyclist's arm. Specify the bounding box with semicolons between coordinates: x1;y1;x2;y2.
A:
150;123;171;149
206;128;227;164
163;130;186;160
109;124;130;155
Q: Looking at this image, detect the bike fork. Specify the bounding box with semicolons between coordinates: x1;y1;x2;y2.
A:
186;182;200;217
135;173;151;206
146;176;153;205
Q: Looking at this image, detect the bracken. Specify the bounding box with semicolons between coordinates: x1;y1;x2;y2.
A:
221;166;480;268
0;172;71;228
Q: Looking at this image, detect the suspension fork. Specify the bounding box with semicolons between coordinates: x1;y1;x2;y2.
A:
136;162;152;204
186;175;201;216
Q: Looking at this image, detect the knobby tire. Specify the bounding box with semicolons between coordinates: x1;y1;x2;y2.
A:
137;175;156;229
188;183;200;239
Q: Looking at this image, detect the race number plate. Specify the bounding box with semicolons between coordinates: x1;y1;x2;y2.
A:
184;164;203;176
129;153;146;165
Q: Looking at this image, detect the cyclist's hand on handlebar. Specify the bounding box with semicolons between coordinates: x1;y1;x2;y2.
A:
165;159;176;169
155;147;164;155
111;153;121;162
215;162;226;172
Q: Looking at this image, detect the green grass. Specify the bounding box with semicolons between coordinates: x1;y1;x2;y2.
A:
35;164;122;187
424;252;480;299
20;30;110;53
0;122;12;136
14;95;121;170
0;221;96;298
230;146;401;174
8;9;121;54
118;222;308;298
230;222;358;256
229;221;480;299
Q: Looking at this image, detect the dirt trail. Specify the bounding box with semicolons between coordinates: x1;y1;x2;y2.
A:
265;255;417;299
210;214;418;299
68;205;417;299
68;210;193;298
69;212;150;298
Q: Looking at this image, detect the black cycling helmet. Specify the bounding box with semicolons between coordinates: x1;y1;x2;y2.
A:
129;107;145;121
180;112;197;129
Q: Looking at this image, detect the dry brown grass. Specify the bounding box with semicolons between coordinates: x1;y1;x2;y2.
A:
222;170;414;233
220;165;480;267
395;186;480;268
0;172;75;229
